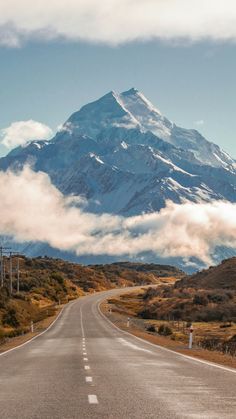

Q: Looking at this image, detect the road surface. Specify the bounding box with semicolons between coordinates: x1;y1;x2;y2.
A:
0;288;236;418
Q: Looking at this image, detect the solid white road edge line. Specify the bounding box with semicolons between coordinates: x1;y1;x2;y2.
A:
97;298;236;375
0;299;78;358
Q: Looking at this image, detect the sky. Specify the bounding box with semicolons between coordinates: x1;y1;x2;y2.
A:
0;1;236;266
0;1;236;158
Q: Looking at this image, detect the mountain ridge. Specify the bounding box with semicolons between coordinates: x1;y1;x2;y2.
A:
0;88;235;268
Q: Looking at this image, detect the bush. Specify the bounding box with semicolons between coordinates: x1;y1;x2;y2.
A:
193;294;208;306
50;272;64;285
207;292;229;303
3;307;20;328
146;324;156;333
158;324;173;336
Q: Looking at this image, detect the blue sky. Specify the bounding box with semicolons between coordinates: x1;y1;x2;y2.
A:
0;1;236;157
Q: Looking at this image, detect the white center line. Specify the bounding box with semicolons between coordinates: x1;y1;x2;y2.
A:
83;357;88;361
84;365;90;370
80;307;85;338
86;376;93;383
88;395;98;404
83;352;87;356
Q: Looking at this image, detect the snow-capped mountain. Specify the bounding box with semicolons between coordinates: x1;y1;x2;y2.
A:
1;88;236;268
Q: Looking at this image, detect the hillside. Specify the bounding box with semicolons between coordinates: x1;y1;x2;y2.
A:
139;257;236;322
0;256;182;343
104;257;236;357
176;257;236;290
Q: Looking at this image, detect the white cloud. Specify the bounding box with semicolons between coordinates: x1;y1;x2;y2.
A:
194;119;204;126
0;166;236;265
0;1;236;47
0;120;53;149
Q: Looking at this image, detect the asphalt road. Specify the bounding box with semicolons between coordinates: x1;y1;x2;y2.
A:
0;288;236;419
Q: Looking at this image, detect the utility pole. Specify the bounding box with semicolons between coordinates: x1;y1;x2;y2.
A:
0;246;11;287
17;257;20;293
0;246;3;287
9;252;13;295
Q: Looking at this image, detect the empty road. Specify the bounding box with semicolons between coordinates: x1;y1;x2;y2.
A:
0;289;236;418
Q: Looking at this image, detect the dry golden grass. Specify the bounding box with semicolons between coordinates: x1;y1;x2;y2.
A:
101;296;236;369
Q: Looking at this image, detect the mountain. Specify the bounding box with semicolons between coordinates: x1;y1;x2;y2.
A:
0;88;236;267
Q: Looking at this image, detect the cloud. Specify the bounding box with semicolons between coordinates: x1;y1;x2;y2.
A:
0;120;53;149
0;166;236;265
0;1;236;47
194;120;204;126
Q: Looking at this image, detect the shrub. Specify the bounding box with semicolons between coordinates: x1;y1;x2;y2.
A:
3;307;20;328
158;324;173;336
193;294;208;306
146;324;156;333
50;272;64;285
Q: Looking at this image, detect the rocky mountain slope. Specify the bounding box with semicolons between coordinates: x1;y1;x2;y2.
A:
1;88;236;216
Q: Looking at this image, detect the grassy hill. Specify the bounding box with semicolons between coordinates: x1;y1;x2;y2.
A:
176;257;236;290
139;257;236;323
106;257;236;357
0;256;182;342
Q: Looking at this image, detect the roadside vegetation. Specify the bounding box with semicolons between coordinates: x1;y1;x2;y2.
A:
0;256;182;345
106;258;236;358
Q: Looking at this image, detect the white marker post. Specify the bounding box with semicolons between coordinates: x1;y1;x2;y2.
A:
31;321;34;333
189;324;193;349
127;317;130;328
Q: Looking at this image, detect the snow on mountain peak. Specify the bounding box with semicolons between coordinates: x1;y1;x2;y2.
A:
66;89;141;138
57;88;235;171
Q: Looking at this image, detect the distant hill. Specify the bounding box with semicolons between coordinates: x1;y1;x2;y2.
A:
177;257;236;290
91;262;184;280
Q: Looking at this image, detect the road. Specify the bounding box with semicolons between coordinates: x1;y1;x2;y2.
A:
0;288;236;419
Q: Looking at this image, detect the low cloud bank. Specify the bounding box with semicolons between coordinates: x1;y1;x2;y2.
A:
0;1;236;47
0;167;236;264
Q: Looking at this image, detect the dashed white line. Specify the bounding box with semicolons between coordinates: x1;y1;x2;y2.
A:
83;357;88;361
88;395;98;404
80;307;85;338
86;376;93;383
84;365;90;370
83;352;87;355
